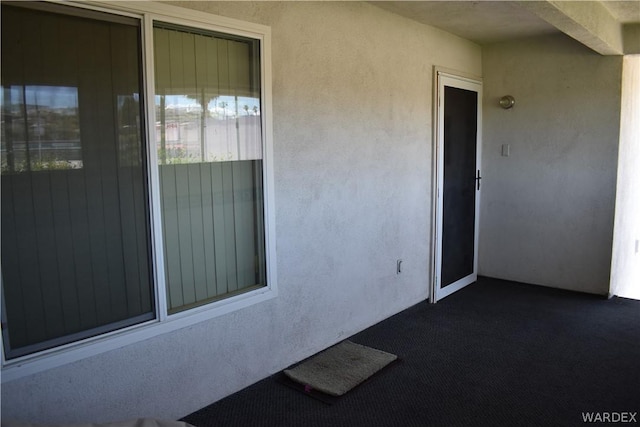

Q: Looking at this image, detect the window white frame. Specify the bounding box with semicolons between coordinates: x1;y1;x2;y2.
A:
1;0;276;382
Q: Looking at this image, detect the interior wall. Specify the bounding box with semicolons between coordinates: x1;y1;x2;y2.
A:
480;34;622;295
1;1;481;423
610;55;640;300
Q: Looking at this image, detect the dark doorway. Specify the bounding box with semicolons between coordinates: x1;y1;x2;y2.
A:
434;72;481;301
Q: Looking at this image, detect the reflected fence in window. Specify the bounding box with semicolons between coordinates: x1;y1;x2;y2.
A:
155;95;262;164
1;85;82;173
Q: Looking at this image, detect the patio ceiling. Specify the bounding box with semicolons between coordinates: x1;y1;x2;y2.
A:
371;1;640;55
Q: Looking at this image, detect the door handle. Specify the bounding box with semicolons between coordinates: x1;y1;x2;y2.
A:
476;170;482;190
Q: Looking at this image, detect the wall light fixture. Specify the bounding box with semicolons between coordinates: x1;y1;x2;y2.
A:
499;95;515;109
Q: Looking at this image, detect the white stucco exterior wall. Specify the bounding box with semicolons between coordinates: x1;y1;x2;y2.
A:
1;2;481;423
479;34;622;295
610;55;640;300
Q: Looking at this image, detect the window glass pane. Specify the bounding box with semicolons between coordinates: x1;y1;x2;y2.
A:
1;4;154;359
2;85;82;173
153;23;266;313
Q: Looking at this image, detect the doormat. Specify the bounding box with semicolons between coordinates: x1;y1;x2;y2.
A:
282;340;398;400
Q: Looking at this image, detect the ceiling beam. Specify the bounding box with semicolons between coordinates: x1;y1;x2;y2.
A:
520;0;624;55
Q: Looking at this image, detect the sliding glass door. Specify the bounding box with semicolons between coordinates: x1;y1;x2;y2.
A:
1;4;153;358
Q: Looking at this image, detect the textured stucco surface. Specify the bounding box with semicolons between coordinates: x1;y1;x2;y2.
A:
479;34;622;294
521;0;625;55
1;1;481;423
610;55;640;299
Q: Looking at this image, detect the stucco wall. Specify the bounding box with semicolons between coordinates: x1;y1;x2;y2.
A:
479;34;622;294
610;55;640;299
1;1;481;423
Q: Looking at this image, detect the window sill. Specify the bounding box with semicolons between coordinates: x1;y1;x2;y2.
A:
1;285;277;383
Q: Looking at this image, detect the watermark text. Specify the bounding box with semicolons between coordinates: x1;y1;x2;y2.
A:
582;412;637;423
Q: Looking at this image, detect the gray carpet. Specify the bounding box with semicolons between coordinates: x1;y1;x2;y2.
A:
183;277;640;427
283;340;397;396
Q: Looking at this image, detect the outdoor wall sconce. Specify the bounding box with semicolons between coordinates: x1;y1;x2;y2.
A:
499;95;515;109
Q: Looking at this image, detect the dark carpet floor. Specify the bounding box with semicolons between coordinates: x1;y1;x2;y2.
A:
183;277;640;427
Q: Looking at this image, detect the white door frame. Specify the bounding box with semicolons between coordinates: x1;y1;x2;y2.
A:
431;69;482;303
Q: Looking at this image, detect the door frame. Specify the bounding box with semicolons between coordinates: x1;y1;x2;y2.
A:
431;68;483;303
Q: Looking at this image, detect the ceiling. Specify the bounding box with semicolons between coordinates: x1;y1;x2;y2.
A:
371;1;640;54
373;1;558;45
603;0;640;22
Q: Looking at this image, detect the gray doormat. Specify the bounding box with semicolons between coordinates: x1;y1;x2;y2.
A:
283;340;398;397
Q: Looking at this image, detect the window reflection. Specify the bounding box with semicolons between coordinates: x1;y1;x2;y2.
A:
1;85;82;173
118;93;143;167
155;94;261;165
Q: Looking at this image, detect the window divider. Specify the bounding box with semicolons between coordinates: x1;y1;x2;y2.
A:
142;13;169;323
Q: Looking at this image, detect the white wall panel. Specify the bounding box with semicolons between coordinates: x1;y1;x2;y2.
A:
480;34;622;294
1;1;481;422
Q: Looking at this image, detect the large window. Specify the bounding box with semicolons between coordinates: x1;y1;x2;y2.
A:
153;23;266;314
1;2;273;366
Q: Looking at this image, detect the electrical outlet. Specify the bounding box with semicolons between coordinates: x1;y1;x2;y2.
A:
397;259;403;274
